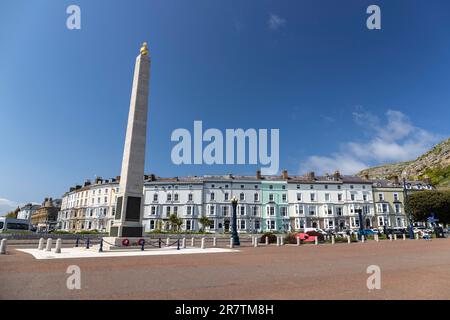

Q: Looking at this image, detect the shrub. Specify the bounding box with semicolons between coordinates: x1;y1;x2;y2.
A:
49;230;72;234
284;233;297;244
259;232;277;244
75;230;100;235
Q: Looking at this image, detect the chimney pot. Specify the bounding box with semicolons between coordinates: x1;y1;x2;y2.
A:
391;175;400;185
333;170;341;181
306;171;315;180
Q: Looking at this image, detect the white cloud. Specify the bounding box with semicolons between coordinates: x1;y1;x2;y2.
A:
300;109;442;175
0;198;19;215
268;13;286;30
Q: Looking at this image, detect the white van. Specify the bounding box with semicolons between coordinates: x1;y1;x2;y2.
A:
0;217;30;233
303;227;327;234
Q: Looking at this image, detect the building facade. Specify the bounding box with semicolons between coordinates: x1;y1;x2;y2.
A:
58;177;119;232
371;177;433;229
287;171;374;232
17;203;41;222
142;175;204;232
31;197;61;232
57;171;433;234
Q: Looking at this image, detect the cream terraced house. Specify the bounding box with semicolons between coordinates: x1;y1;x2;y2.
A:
57;171;431;234
370;176;433;229
58;177;119;232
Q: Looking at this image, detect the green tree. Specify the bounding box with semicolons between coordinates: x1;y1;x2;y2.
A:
198;215;211;232
168;214;183;232
155;220;164;231
405;190;450;226
4;207;19;218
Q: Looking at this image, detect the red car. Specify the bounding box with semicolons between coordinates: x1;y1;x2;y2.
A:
295;232;318;242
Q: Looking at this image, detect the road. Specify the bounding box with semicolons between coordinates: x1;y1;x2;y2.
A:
1;239;449;299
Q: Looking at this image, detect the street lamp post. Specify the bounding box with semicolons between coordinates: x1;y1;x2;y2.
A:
231;197;240;246
357;208;364;240
403;177;415;239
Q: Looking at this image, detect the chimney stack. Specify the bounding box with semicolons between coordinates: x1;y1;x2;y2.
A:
256;170;261;180
282;169;288;180
306;171;315;180
333;170;341;181
391;175;400;185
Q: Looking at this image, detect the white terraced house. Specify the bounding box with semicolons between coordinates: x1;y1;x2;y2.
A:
142;175;204;232
57;177;119;232
57;171;433;234
202;175;262;233
287;171;374;231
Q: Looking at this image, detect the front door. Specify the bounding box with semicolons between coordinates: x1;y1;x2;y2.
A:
224;220;230;232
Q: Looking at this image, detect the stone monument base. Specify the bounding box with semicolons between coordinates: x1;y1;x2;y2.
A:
102;237;147;251
109;225;143;237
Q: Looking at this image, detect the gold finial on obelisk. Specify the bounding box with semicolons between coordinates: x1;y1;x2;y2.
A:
140;42;149;56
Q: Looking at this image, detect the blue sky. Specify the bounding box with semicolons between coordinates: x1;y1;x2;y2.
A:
1;0;450;212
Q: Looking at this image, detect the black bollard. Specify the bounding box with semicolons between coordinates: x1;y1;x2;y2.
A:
99;238;103;252
159;238;161;248
141;240;145;251
177;239;180;250
75;238;79;247
86;238;90;249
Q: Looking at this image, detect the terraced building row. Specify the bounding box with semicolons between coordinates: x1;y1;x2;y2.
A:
57;170;433;233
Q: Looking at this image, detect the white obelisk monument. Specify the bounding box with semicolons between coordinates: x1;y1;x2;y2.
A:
108;42;151;240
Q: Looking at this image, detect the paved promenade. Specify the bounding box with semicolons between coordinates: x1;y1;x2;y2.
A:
1;239;449;299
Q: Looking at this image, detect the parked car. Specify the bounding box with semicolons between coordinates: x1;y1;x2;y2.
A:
358;229;377;236
303;227;327;235
295;232;318;243
413;227;433;234
336;231;348;237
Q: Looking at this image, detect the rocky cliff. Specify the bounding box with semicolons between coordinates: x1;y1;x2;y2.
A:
357;138;450;188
